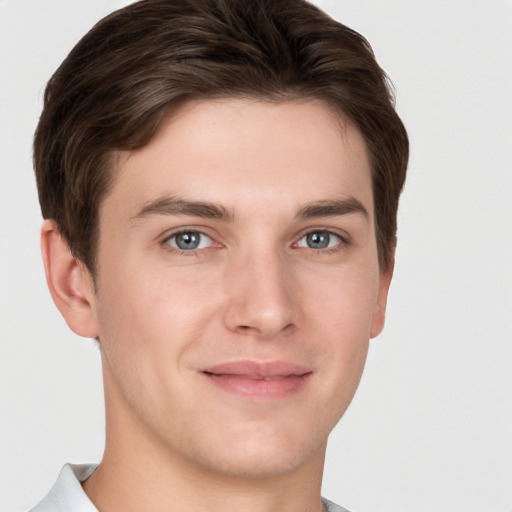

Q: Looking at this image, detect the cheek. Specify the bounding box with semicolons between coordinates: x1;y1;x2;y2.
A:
304;262;380;336
301;265;378;394
93;263;222;416
93;256;227;377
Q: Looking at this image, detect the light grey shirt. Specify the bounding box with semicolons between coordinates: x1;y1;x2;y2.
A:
30;463;352;512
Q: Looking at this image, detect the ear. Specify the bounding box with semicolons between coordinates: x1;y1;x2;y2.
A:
370;251;395;339
41;220;99;338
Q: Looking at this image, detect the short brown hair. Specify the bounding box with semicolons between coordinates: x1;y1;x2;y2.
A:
34;0;408;273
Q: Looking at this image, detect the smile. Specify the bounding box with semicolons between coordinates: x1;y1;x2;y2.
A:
201;360;313;399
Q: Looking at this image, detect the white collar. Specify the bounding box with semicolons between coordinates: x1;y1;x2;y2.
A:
30;463;98;512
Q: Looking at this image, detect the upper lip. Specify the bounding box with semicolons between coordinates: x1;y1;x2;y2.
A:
201;360;312;378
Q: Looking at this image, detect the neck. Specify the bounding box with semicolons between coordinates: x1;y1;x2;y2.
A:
84;449;325;512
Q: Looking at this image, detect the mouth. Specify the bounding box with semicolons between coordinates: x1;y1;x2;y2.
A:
200;360;313;399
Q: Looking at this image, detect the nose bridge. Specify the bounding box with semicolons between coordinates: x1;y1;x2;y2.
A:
223;242;295;338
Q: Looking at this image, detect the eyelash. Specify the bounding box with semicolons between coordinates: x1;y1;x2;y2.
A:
294;229;350;254
161;228;350;255
161;228;218;256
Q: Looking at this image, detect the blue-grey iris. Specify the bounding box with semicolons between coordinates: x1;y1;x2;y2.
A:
306;231;330;249
175;232;201;250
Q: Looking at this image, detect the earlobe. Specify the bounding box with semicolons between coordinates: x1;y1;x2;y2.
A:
370;253;395;339
41;220;99;338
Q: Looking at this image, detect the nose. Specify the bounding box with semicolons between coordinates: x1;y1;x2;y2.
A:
223;248;297;339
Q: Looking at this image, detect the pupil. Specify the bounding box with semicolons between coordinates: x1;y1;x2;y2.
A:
307;231;329;249
176;232;200;250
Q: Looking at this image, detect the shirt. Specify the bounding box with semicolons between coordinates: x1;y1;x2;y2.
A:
30;463;351;512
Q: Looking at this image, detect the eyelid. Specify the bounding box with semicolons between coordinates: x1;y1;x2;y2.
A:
293;227;351;250
161;226;222;253
159;225;351;254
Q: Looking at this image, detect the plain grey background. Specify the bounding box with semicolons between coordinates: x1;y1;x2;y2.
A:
1;1;511;511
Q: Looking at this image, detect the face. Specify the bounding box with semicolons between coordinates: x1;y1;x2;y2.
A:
88;99;391;479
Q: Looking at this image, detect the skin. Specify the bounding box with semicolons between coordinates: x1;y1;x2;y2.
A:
42;99;393;512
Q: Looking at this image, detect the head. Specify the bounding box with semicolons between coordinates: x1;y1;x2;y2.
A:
34;0;408;484
34;0;408;277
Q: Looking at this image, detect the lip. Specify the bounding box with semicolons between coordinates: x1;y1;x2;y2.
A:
200;360;312;399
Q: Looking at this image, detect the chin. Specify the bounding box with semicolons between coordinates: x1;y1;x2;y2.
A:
180;422;327;480
195;448;316;480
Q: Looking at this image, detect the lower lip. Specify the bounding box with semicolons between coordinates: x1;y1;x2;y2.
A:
203;373;311;399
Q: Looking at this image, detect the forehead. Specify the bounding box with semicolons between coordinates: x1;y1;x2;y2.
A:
105;98;374;221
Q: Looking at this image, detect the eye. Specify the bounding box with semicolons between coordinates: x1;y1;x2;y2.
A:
166;231;213;251
296;230;342;250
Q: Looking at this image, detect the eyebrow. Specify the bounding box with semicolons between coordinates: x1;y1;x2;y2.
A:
132;197;234;222
131;196;368;223
296;198;369;220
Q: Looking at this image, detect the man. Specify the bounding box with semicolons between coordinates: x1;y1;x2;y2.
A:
31;0;408;511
